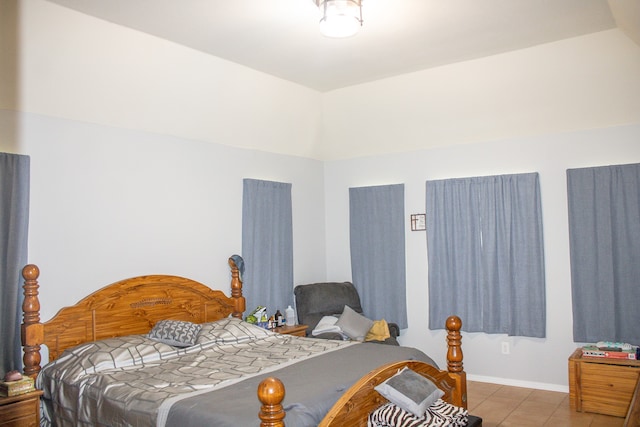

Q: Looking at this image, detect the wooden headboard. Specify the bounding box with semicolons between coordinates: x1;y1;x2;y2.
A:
20;257;246;379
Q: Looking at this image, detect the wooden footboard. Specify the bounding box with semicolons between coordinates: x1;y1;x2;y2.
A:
20;258;245;379
257;315;467;427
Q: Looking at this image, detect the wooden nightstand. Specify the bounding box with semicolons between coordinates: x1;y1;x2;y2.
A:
0;389;43;427
569;348;640;417
272;324;308;337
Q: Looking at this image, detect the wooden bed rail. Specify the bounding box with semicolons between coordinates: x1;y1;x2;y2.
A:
257;315;467;426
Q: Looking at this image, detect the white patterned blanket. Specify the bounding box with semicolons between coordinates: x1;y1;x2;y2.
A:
37;318;353;427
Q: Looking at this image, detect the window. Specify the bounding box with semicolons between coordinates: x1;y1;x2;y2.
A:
349;184;407;328
426;173;546;337
241;179;293;316
0;153;30;373
567;163;640;344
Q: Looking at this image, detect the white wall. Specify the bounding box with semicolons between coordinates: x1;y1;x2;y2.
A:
324;125;640;390
0;0;328;323
4;0;322;159
320;29;640;160
0;109;327;324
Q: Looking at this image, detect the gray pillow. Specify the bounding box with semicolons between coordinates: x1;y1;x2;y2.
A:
148;320;202;347
335;305;374;341
374;367;444;417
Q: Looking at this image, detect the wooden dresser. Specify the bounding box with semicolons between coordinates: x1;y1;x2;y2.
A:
569;348;640;417
0;389;43;427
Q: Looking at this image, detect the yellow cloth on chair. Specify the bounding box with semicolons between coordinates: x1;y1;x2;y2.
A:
365;319;391;342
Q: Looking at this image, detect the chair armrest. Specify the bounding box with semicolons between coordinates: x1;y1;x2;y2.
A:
311;332;345;341
388;322;400;339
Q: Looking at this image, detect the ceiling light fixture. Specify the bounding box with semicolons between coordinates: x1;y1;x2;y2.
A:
315;0;363;38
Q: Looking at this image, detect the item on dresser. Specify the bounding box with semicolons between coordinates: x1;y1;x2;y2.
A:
275;309;284;327
596;341;634;351
582;345;637;360
285;305;295;326
3;371;22;382
245;305;267;324
0;375;35;397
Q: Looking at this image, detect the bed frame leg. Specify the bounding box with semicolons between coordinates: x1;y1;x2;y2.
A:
258;377;286;427
21;264;43;379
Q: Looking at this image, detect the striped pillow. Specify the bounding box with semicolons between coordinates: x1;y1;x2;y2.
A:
148;320;202;347
367;400;469;427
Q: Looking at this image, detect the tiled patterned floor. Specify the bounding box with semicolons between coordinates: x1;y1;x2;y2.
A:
467;381;626;426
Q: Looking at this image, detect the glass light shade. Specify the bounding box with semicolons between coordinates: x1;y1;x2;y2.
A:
318;0;362;38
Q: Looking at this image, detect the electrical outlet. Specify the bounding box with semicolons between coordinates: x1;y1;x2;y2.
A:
501;341;510;355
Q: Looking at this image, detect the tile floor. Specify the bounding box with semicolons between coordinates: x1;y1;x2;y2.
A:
467;381;626;426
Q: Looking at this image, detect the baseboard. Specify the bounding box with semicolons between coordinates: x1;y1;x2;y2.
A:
467;374;569;393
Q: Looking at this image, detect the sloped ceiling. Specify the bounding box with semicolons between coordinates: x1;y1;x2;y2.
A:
45;0;640;92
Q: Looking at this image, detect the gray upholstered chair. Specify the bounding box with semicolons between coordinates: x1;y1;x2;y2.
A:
293;281;399;345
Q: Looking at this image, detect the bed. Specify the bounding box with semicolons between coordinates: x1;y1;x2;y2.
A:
20;258;476;426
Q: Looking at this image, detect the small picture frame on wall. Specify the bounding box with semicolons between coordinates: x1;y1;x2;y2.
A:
410;214;426;231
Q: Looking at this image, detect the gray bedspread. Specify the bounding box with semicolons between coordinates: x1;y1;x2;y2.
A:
165;342;436;427
37;318;436;427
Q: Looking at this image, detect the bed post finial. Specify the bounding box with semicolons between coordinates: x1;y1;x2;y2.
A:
21;264;43;379
258;377;286;427
228;256;246;319
445;315;467;408
446;315;463;374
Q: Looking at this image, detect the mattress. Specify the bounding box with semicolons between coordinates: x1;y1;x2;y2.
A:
36;318;435;427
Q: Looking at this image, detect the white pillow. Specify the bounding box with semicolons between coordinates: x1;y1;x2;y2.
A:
374;367;444;417
196;317;272;345
311;315;342;336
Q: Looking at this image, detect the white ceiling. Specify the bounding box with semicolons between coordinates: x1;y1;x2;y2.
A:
45;0;640;92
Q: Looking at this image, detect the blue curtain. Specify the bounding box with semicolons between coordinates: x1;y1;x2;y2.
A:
0;153;30;376
241;179;293;318
427;173;546;337
349;184;408;329
567;163;640;344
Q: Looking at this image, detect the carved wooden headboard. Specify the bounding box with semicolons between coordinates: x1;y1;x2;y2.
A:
21;257;245;378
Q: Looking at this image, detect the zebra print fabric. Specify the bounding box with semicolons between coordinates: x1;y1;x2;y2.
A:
368;399;468;427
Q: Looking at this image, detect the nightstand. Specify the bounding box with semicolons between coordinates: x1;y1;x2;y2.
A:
0;389;43;427
569;348;640;417
272;324;308;337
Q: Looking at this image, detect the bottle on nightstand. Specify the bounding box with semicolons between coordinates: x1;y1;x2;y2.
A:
285;305;295;326
275;309;284;327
